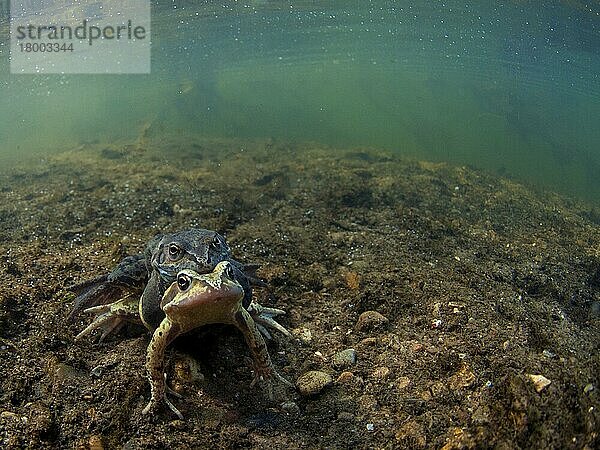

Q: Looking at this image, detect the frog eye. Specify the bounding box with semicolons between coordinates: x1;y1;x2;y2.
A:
177;273;192;292
168;243;182;260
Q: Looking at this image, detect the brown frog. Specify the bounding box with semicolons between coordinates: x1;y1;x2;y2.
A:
143;261;291;419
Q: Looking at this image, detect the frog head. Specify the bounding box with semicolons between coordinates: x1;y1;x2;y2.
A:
160;261;245;334
150;229;230;282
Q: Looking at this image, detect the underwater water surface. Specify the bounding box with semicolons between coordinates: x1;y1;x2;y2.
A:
0;0;599;201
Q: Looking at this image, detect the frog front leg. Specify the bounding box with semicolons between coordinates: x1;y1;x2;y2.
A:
142;318;183;419
75;294;141;342
233;308;292;400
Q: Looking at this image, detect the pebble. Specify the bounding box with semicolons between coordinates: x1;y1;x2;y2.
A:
528;374;551;393
174;355;205;384
280;401;300;415
336;371;354;383
293;327;312;345
332;348;357;368
360;337;378;346
372;366;390;379
542;349;556;358
337;412;354;421
88;435;104;450
168;420;186;430
52;362;83;383
411;342;424;352
296;371;333;396
396;376;411;389
355;311;389;331
0;411;19;420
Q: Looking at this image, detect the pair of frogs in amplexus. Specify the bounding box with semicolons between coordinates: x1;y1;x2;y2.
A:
70;228;292;420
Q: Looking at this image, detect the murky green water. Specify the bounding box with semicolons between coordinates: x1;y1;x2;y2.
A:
1;1;599;202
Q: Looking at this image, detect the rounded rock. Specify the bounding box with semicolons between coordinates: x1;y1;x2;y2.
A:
332;348;357;368
356;311;389;331
336;371;354;383
296;371;333;396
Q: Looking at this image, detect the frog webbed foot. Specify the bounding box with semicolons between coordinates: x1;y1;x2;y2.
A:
247;302;291;340
249;361;293;402
75;295;141;342
142;373;183;420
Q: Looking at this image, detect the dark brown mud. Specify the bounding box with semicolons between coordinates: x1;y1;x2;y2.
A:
0;137;598;449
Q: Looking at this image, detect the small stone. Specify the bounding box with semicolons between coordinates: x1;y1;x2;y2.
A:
88;435;104;450
168;419;186;430
0;411;19;420
372;367;390;379
411;342;424;352
293;327;312;345
396;376;411;389
360;337;378;346
296;371;333;396
448;365;476;390
337;412;354;421
542;349;556;358
174;355;205;384
356;311;389;331
280;401;300;415
332;348;357;368
52;362;83;383
366;423;374;431
336;371;354;383
528;374;551;393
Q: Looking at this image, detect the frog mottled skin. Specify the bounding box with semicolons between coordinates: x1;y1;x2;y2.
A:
71;228;286;341
142;261;291;419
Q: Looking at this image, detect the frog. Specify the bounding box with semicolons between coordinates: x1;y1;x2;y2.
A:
70;228;289;342
142;261;291;419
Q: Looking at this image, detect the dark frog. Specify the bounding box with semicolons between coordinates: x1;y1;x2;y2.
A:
70;228;290;417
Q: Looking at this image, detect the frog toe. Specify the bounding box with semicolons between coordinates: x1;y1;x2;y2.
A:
74;295;141;341
74;312;125;342
142;394;184;420
247;302;291;338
